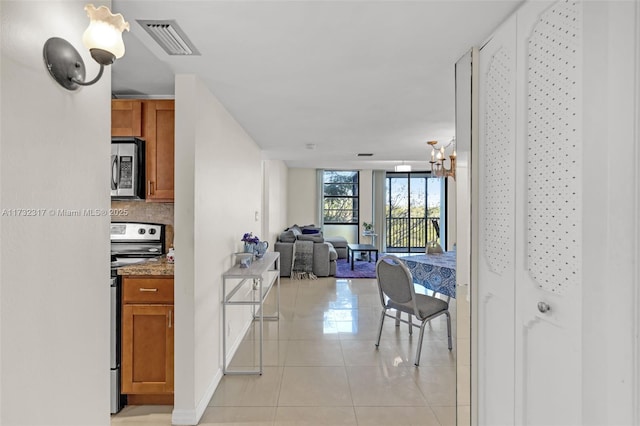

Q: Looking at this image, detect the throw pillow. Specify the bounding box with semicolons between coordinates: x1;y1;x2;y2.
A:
301;228;320;234
301;224;321;234
287;225;302;236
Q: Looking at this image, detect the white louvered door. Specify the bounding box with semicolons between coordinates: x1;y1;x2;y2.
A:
477;12;517;426
514;1;584;424
478;1;584;424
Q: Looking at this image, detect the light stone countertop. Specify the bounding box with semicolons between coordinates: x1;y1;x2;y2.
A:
117;255;174;276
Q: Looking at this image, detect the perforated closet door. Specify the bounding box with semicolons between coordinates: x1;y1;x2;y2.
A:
514;1;584;424
477;12;517;426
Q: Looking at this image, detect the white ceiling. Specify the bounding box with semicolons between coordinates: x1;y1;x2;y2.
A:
111;0;521;171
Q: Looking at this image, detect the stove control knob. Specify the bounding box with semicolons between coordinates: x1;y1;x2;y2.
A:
138;228;146;235
149;228;156;235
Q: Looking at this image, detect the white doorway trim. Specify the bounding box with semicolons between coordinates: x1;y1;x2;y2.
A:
635;3;640;423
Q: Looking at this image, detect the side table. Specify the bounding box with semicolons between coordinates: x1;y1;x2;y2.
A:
222;252;280;375
347;243;379;270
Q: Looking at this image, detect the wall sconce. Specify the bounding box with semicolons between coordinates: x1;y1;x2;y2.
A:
427;138;456;180
43;4;129;90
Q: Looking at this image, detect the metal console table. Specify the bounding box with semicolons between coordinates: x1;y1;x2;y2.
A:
222;251;280;375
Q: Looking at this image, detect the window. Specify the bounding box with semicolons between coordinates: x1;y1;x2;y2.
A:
323;170;359;224
385;172;445;252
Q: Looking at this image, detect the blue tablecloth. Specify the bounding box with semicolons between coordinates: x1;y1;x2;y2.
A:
399;251;456;298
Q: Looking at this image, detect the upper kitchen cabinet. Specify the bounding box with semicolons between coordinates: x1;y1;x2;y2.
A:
111;99;175;202
143;100;175;202
111;100;142;137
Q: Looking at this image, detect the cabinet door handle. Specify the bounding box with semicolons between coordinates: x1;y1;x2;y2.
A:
147;180;154;196
139;288;158;292
168;309;173;328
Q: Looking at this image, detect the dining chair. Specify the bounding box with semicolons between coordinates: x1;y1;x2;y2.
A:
374;255;452;366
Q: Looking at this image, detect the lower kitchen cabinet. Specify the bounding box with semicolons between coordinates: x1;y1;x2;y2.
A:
121;276;174;402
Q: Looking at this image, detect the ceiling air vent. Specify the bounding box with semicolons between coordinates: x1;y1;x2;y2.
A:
357;153;374;157
137;20;200;56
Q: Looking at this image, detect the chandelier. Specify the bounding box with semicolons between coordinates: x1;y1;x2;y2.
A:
427;139;456;180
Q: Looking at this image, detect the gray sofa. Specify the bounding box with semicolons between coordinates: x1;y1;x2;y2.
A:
324;236;348;259
274;225;337;277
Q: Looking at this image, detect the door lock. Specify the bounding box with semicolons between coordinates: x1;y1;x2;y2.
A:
537;301;551;313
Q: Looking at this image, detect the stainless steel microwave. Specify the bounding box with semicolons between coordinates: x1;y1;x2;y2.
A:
111;137;145;199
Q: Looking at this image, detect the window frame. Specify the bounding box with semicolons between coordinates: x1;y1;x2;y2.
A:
322;170;360;225
385;171;447;252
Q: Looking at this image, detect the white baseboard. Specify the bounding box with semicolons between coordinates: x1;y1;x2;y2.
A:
171;304;255;424
171;369;223;426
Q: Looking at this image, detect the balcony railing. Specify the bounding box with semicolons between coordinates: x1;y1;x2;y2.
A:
386;216;440;252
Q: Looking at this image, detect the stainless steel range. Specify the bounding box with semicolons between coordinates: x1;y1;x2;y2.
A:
110;222;165;414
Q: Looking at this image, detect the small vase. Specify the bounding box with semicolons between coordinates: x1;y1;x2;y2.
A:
244;243;256;254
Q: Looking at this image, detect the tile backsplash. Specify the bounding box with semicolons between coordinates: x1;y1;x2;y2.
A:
111;200;174;250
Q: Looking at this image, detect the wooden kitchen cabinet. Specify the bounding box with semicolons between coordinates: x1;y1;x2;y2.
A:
143;100;175;202
121;276;174;401
110;99;175;202
111;100;142;136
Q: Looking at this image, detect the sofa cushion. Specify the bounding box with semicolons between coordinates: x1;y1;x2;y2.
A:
297;233;324;243
288;225;302;237
279;230;297;243
328;246;338;261
325;236;348;248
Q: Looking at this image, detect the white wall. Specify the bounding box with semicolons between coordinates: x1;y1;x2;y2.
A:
264;160;289;244
286;168;317;226
173;74;276;425
286;168;376;238
1;1;111;425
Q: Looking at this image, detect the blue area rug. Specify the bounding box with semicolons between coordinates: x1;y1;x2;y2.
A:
335;258;377;279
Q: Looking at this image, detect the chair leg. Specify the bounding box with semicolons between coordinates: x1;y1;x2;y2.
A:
414;320;428;366
445;311;452;350
395;310;401;327
408;314;413;335
375;308;386;348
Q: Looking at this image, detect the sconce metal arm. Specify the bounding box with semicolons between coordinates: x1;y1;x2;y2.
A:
71;64;104;86
43;37;108;91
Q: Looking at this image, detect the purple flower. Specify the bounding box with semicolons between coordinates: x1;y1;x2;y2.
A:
241;232;260;244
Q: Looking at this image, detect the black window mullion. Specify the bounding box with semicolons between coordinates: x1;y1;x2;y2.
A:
323;170;359;225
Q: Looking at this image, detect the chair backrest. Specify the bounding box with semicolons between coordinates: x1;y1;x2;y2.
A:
375;255;417;307
431;219;440;238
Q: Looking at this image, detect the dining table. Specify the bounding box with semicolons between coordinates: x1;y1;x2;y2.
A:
398;251;457;299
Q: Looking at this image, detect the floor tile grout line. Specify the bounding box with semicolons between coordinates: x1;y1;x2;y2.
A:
113;276;456;425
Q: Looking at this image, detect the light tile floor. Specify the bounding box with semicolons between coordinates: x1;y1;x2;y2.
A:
112;276;457;426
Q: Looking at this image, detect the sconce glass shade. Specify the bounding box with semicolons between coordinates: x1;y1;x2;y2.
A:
82;4;130;64
43;4;129;90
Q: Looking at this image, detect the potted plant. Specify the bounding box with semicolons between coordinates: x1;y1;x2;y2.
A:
362;222;374;234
